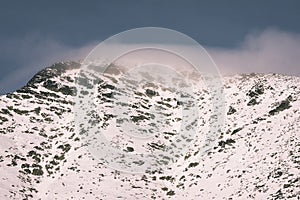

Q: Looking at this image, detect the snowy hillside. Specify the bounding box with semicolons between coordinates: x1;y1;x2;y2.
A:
0;61;299;199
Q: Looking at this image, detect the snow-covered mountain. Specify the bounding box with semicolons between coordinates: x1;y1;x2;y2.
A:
0;61;299;199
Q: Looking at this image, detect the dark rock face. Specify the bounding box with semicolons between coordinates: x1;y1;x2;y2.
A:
227;106;237;115
145;89;158;97
27;62;80;86
247;83;264;98
269;99;292;115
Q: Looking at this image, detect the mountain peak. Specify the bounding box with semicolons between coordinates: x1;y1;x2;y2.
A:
0;61;299;199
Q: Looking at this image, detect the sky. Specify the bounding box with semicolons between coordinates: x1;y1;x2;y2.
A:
0;0;300;94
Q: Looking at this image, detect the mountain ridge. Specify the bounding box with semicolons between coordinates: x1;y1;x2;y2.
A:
0;61;299;199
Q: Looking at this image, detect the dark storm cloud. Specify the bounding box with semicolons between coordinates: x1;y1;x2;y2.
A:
0;34;95;94
0;0;300;94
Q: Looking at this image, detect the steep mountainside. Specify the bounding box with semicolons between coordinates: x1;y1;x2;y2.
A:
0;62;299;199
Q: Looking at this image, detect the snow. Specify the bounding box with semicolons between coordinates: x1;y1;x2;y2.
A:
0;62;299;199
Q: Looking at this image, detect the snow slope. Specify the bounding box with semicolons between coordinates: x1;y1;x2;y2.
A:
0;61;299;199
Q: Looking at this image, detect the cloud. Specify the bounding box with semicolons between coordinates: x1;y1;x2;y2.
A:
1;29;300;94
207;29;300;76
0;34;96;94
